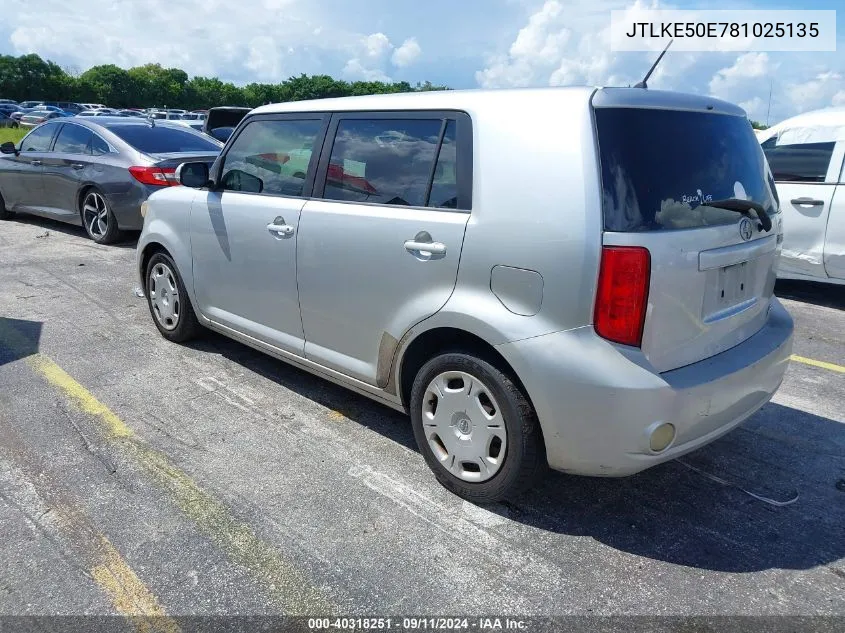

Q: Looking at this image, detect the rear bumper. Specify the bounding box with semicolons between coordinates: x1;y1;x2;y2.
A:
107;184;158;231
496;298;794;476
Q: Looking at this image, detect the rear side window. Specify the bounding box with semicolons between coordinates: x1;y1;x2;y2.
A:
596;108;777;232
761;139;835;183
220;118;323;197
20;124;57;152
322;118;458;208
54;124;93;155
109;125;221;154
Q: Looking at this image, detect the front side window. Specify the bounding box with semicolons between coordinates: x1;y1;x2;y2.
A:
20;124;57;152
323;118;447;207
53;124;93;155
220;119;323;196
761;139;835;183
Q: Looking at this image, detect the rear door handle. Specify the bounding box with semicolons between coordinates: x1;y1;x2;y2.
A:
71;163;84;170
790;197;824;207
267;222;295;237
404;240;446;255
30;160;41;166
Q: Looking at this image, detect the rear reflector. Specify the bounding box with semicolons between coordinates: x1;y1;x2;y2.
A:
128;165;179;186
594;246;651;347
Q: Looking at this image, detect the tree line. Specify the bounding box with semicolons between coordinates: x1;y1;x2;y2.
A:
0;54;449;110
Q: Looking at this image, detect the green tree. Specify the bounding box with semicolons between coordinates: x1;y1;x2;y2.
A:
0;54;75;101
0;53;449;110
77;64;138;107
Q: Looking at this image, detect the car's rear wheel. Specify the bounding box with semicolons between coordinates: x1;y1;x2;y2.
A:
409;352;545;503
0;190;13;220
81;188;122;244
145;251;202;343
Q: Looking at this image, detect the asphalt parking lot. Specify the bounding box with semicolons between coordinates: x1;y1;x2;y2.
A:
0;216;843;626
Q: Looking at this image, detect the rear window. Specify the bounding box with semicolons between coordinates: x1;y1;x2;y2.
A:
596;108;777;232
109;125;221;154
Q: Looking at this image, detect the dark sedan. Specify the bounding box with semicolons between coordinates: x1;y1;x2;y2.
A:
0;118;222;243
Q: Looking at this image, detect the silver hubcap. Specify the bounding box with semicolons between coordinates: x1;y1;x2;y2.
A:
82;192;109;238
148;263;180;330
422;371;507;483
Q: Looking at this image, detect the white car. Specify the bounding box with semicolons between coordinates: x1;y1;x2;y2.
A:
759;107;845;285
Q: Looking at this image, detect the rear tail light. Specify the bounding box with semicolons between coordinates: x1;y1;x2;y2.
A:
594;246;651;347
128;166;179;187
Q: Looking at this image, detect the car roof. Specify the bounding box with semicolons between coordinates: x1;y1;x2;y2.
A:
65;117;200;133
249;86;743;118
758;106;845;145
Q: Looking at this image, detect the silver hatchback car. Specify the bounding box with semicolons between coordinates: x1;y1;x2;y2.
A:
136;87;794;502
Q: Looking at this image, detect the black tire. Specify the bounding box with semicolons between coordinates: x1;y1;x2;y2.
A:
144;251;202;343
0;191;13;220
80;187;122;244
409;352;546;503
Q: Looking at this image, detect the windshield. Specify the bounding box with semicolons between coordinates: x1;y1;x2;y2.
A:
596;108;778;232
109;125;221;154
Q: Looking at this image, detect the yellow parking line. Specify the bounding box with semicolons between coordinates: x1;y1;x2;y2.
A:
91;535;181;633
790;354;845;374
23;353;335;615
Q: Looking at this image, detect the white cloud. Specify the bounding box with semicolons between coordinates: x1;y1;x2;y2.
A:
244;36;283;81
341;32;397;82
785;71;844;113
738;97;765;121
834;91;845;107
475;0;656;89
342;58;391;83
363;33;392;60
391;38;421;68
708;52;772;97
0;0;420;85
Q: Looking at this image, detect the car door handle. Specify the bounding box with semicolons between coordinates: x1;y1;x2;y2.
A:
71;163;84;170
29;160;41;166
790;197;824;207
404;240;447;255
267;223;295;237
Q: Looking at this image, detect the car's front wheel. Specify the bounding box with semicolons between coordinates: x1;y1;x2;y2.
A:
81;188;122;244
409;352;546;503
145;251;202;343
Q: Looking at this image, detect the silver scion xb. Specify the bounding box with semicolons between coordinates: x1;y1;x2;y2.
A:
136;87;794;502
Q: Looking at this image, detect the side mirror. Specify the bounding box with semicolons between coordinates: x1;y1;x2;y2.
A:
176;161;210;188
0;141;18;156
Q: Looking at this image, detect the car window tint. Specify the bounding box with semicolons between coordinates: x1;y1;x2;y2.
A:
91;134;110;156
54;124;93;155
109;125;221;153
761;139;835;183
221;119;322;196
596;108;777;232
20;124;57;152
324;119;442;207
428;120;457;209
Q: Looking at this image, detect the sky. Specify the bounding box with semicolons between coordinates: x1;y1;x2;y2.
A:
0;0;842;125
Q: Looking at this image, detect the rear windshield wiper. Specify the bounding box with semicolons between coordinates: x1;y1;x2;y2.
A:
703;198;773;233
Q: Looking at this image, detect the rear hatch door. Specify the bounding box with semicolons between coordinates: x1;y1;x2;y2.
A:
593;89;783;373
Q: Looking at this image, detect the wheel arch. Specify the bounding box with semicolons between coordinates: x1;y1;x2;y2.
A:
396;325;537;421
137;226;201;318
75;183;100;222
